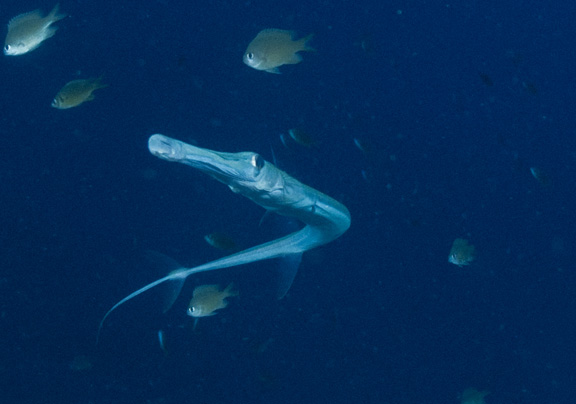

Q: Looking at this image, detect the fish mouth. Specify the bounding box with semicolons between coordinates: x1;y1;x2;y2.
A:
148;134;178;159
3;44;23;56
148;134;237;175
149;134;260;186
148;134;224;172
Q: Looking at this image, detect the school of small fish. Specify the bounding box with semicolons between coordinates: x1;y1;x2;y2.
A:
3;4;108;109
1;4;325;326
3;10;532;397
1;4;483;305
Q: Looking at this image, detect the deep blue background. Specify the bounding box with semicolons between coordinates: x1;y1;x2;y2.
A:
1;1;575;403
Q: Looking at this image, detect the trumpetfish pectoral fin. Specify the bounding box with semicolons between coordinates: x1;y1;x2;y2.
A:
275;252;303;299
161;278;186;313
144;250;186;313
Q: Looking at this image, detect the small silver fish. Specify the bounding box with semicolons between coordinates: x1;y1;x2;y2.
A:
448;238;476;267
187;283;238;318
243;29;314;74
52;77;108;109
4;4;66;56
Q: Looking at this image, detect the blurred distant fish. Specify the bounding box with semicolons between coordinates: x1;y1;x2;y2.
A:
358;34;376;53
461;388;489;404
52;77;108;109
157;330;167;352
68;355;92;372
187;283;238;318
448;238;476;267
204;232;238;251
530;167;549;185
288;128;316;147
353;137;371;153
522;81;538;95
478;72;493;87
4;4;66;56
360;169;372;183
243;29;314;74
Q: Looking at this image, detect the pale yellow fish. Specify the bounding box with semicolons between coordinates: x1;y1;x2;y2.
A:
187;283;238;318
4;4;66;56
448;238;476;267
51;78;108;109
243;29;314;74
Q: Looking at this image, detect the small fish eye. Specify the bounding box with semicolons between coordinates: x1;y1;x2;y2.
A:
247;52;254;60
251;154;264;170
4;45;9;51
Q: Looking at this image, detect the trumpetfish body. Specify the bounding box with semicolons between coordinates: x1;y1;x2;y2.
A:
98;134;350;339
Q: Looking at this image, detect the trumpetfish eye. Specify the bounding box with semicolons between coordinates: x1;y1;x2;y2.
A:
251;154;265;170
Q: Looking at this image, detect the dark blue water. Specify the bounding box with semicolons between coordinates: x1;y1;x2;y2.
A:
1;1;574;403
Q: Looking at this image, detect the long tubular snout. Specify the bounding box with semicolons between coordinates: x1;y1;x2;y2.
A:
148;134;183;161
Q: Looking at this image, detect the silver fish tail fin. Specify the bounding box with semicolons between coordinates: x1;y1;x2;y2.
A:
300;33;315;52
275;252;302;299
49;3;67;22
223;282;239;297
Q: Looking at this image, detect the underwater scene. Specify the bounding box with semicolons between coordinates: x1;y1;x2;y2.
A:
1;1;575;403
